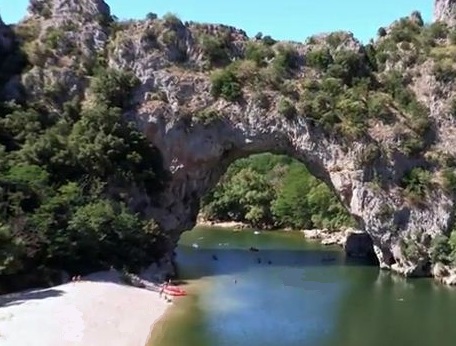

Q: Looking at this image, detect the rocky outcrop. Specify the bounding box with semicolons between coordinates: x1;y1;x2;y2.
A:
302;228;377;263
434;0;456;26
432;262;456;285
3;0;456;283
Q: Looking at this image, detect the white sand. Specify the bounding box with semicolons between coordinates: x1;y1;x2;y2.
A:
197;220;249;229
0;271;169;346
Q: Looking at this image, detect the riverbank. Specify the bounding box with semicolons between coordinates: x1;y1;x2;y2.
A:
197;219;361;247
196;219;250;229
196;220;377;262
0;270;170;346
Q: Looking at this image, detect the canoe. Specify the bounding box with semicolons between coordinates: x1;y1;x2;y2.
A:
163;285;187;296
164;287;187;296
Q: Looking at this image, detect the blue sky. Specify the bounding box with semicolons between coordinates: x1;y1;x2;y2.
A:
1;0;433;43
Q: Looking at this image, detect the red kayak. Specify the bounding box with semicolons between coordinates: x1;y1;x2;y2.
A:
163;285;187;296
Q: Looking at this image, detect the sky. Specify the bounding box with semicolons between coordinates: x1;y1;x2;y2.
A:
0;0;433;43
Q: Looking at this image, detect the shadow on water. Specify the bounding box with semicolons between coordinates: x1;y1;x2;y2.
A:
175;245;377;281
0;288;65;308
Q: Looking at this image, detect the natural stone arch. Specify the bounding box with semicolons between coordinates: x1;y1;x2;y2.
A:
131;101;451;278
3;0;456;282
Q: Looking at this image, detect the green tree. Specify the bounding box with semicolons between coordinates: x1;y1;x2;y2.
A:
202;168;275;227
89;68;140;109
210;68;243;101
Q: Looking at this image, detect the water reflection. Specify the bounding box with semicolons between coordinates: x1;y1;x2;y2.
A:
150;228;456;346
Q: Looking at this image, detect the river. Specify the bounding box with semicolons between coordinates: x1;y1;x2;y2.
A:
148;226;456;346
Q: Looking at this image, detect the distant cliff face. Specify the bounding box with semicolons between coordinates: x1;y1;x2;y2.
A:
3;0;456;281
435;0;456;25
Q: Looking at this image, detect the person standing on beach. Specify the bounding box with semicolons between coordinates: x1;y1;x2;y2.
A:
159;284;165;298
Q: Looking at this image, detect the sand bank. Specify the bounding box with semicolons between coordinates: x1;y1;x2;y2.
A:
0;270;170;346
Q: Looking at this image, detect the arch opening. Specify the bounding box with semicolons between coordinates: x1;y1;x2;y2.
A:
198;152;378;265
200;152;355;231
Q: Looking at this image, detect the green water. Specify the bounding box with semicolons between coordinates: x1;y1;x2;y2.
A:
149;227;456;346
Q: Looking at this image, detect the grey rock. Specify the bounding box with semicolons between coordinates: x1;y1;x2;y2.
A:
434;0;456;26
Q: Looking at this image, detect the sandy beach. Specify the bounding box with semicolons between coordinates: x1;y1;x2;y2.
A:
0;271;169;346
196;220;250;229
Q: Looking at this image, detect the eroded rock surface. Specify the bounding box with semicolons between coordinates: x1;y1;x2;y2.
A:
434;0;456;26
3;0;456;281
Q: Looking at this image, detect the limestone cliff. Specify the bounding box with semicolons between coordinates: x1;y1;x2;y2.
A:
2;0;456;282
435;0;456;25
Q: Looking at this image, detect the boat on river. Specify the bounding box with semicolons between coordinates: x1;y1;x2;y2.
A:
164;285;187;296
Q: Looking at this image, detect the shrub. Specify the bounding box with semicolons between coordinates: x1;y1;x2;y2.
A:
210;68;242;101
401;136;425;156
441;168;456;193
200;35;230;66
449;30;456;45
328;50;370;85
245;41;274;67
433;61;456;83
262;35;276;46
450;99;456;117
400;239;422;261
231;60;258;83
89;68;140;109
356;143;380;167
44;28;65;50
24;41;49;67
377;27;387;37
163;13;181;27
427;22;449;40
409;118;430;140
277;98;296;119
401;167;433;201
272;44;299;76
367;93;393;120
320;77;343;96
430;235;452;264
161;30;177;45
400;41;411;50
410;11;424;27
252;92;270;109
14;21;41;43
195;109;219;125
389;18;422;43
306;48;333;71
254;32;263;40
146;12;158;21
382;71;422;113
326;32;345;48
450;229;456;264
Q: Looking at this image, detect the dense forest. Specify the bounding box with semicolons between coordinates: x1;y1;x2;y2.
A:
201;153;355;230
0;66;171;291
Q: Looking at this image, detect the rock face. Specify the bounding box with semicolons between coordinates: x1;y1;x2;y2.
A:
302;228;378;263
3;0;456;282
434;0;456;25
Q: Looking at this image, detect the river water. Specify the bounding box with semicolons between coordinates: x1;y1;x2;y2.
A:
148;226;456;346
